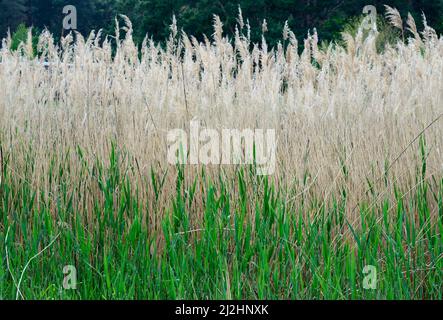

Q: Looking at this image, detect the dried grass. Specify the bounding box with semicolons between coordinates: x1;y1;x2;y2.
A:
0;8;442;226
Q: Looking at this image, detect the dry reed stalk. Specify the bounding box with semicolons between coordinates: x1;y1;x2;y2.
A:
0;8;442;234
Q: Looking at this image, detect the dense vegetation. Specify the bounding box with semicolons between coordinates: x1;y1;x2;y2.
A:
0;4;442;299
0;0;443;299
1;0;443;46
1;149;442;299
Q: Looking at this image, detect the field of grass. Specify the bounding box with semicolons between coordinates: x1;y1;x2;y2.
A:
0;142;442;299
0;8;442;299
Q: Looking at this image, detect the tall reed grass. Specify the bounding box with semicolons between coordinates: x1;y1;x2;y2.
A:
0;8;442;299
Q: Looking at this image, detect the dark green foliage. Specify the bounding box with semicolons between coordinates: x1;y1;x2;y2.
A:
1;1;443;47
0;0;28;34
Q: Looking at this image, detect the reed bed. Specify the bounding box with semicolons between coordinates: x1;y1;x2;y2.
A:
0;8;442;299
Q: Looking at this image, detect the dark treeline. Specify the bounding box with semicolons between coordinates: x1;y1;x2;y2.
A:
1;0;443;45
